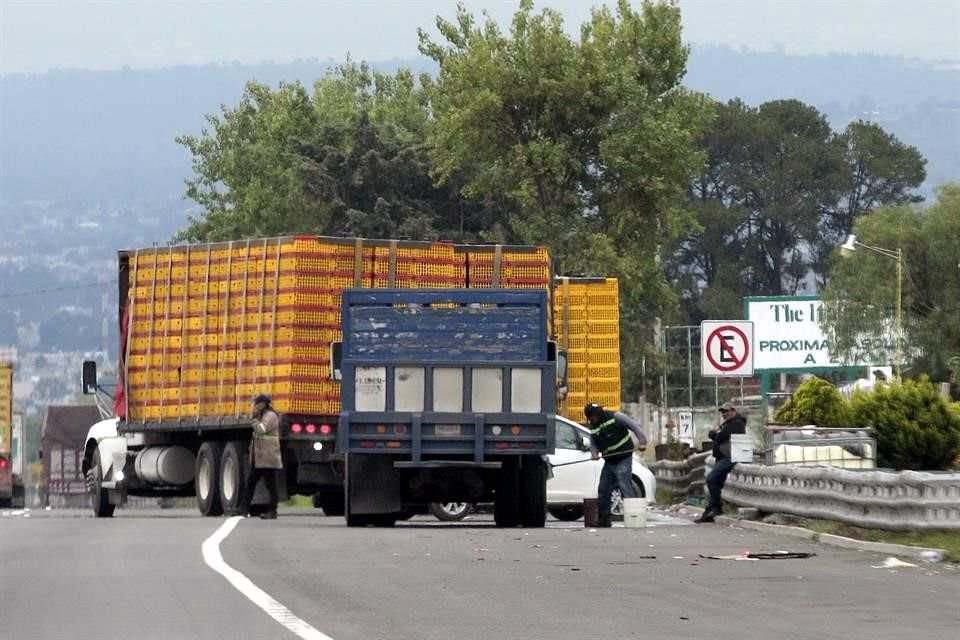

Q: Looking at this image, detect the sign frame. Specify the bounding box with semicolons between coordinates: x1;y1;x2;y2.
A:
701;320;754;377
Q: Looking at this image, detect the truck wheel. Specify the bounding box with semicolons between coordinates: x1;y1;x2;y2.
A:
196;441;224;516
519;455;547;528
494;457;520;527
220;441;250;516
312;493;345;517
88;449;115;518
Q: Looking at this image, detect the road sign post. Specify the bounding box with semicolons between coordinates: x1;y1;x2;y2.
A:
701;321;754;377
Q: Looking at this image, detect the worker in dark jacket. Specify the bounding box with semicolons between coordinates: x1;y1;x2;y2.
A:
247;393;282;519
695;402;747;523
584;403;647;528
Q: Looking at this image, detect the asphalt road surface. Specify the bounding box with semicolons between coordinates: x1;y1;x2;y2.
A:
1;506;957;640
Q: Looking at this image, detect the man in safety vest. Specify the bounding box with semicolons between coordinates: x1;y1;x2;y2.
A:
584;403;647;528
248;393;282;519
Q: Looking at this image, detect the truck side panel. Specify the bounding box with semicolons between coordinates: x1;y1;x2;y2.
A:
553;277;621;420
122;238;553;425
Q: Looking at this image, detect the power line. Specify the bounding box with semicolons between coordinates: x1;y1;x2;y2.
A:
0;280;117;300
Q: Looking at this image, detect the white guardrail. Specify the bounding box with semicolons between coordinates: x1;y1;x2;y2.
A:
654;454;960;530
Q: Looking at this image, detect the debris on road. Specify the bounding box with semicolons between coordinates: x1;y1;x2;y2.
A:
871;557;918;569
699;551;816;561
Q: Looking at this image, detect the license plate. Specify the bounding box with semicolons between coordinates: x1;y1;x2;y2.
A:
435;424;461;436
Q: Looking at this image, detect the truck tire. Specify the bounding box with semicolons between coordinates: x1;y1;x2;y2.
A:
89;449;115;518
220;440;250;516
494;457;520;527
195;441;224;516
312;493;345;516
519;455;547;528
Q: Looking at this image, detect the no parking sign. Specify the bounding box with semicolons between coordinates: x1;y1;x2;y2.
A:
701;321;754;377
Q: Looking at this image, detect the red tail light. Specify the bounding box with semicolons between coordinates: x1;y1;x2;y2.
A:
0;458;7;469
305;424;317;434
319;424;333;435
291;423;303;433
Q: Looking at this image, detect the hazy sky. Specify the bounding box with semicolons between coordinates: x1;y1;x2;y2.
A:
1;0;958;75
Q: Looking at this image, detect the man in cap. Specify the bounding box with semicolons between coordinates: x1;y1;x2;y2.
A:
584;402;648;528
247;393;282;519
695;402;746;523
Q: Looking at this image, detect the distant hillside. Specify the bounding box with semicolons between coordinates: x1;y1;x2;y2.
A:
0;49;956;206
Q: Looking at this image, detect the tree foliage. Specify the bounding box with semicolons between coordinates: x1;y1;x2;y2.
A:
849;377;960;470
773;376;851;427
420;0;710;396
670;100;926;322
820;184;960;387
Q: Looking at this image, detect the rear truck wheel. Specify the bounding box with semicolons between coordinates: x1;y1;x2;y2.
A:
429;502;472;521
610;478;644;519
195;441;224;516
220;440;250;516
312;492;346;516
494;457;521;527
519;455;547;528
548;505;584;521
88;449;115;518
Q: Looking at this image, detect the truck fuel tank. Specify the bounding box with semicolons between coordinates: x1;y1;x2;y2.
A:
134;446;195;485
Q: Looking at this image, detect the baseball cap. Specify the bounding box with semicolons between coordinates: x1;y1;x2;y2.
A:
718;403;735;412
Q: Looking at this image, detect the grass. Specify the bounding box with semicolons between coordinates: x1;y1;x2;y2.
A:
804;519;960;562
282;494;313;508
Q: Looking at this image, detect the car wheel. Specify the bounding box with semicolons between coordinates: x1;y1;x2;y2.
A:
548;505;584;521
429;502;472;521
610;479;644;519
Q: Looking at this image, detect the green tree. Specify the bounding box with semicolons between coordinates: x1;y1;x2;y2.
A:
671;100;926;323
420;0;710;397
821;184;960;386
849;377;960;470
773;376;851;427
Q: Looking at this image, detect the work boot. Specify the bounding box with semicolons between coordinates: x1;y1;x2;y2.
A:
694;509;716;523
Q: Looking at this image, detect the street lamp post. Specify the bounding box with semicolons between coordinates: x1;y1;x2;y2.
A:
840;234;903;378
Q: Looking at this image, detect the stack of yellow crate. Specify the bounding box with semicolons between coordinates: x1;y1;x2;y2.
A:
123;236;551;423
553;277;621;421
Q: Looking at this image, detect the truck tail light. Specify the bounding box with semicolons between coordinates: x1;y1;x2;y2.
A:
291;423;303;434
305;424;317;434
0;458;7;469
319;424;333;435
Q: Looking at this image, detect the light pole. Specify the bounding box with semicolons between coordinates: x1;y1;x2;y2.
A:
840;234;903;378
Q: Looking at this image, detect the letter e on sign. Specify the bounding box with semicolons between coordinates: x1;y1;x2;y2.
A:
701;321;754;377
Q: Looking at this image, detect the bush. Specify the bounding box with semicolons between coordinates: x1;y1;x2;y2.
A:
773;377;851;427
849;377;960;470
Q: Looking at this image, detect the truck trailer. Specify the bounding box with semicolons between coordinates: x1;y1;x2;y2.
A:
81;235;554;517
0;362;24;508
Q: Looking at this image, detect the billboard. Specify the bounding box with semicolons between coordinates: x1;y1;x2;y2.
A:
745;296;891;372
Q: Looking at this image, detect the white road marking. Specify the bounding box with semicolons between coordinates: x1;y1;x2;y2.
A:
202;516;335;640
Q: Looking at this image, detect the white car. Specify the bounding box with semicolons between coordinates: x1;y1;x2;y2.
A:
547;414;656;521
431;415;657;521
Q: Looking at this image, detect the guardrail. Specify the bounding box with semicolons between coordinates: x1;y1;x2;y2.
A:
722;463;960;530
651;452;709;498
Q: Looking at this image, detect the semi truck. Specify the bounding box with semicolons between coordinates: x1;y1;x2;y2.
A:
80;235;554;517
336;288;556;527
0;361;25;508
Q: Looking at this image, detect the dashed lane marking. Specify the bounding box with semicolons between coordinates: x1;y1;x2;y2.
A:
202;516;336;640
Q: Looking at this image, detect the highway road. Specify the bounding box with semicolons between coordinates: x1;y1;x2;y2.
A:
1;506;957;640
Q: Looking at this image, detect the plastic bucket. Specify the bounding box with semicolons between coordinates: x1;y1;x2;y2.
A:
730;434;754;463
583;498;599;527
622;497;648;528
